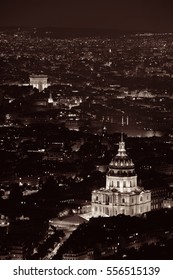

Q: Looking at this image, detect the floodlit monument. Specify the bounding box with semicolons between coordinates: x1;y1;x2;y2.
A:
92;135;151;217
29;75;48;92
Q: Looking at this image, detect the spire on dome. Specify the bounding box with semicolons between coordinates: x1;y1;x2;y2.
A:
108;133;135;172
121;132;123;142
117;133;127;157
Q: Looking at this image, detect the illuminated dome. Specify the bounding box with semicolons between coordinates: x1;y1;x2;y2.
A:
107;135;136;177
92;133;151;217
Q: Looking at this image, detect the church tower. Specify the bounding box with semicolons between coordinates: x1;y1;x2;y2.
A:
92;135;151;217
48;92;54;105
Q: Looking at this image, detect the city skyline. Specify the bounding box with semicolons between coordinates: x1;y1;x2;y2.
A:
1;7;173;258
0;0;173;33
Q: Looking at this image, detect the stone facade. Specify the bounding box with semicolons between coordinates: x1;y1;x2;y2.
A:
92;136;151;217
30;75;48;92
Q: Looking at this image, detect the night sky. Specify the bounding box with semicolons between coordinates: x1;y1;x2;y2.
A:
0;0;173;32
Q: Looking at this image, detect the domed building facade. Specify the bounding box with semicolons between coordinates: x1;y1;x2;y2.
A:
92;136;151;217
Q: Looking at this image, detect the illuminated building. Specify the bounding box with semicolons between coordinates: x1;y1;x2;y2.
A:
29;75;48;92
163;198;173;209
92;135;151;217
48;92;54;104
0;215;10;235
63;249;94;260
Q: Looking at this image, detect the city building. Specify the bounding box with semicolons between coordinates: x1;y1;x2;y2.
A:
29;75;49;92
163;198;173;209
0;215;10;235
150;187;168;210
63;249;94;260
9;242;28;260
92;135;151;217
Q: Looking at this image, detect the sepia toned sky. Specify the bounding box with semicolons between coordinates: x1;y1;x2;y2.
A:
0;0;173;32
